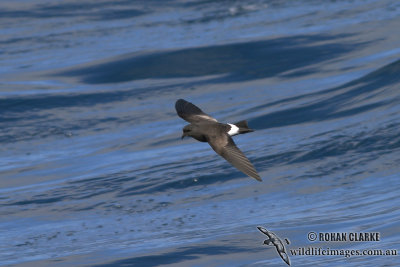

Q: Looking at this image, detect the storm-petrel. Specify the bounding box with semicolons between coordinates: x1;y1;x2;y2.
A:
257;226;291;266
175;99;262;181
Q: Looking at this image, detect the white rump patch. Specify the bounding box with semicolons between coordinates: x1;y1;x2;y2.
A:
228;123;240;136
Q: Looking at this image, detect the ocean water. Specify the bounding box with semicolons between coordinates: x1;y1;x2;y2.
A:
1;0;400;266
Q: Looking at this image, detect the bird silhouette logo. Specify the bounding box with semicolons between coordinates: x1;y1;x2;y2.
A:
257;226;291;266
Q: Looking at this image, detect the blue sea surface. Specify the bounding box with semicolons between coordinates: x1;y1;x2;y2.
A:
1;0;400;266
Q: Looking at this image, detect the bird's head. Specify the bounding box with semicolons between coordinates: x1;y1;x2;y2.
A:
181;125;193;139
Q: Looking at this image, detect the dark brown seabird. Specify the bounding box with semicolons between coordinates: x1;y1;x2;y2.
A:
175;99;262;181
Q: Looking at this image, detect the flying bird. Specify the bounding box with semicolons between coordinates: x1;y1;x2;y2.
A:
257;226;291;266
175;99;262;181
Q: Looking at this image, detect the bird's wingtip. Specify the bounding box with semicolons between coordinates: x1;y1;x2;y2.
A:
253;175;262;182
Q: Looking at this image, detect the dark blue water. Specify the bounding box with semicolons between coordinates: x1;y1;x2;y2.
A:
1;0;400;266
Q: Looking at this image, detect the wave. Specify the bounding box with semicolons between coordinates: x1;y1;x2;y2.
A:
56;34;360;84
249;59;400;129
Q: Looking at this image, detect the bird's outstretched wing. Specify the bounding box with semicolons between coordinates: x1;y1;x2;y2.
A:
207;133;262;181
257;226;271;237
175;99;218;123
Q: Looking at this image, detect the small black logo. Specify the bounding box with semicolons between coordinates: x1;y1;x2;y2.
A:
257;226;291;266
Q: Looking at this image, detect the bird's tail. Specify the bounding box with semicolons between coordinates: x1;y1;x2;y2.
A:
234;120;254;134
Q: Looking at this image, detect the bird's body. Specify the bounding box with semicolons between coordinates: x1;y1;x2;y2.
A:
175;99;262;181
182;122;226;142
